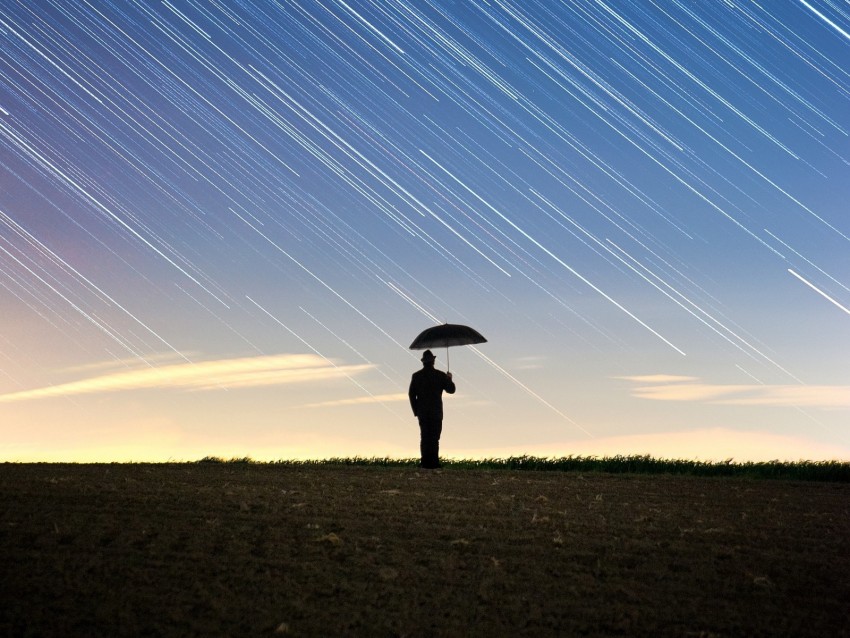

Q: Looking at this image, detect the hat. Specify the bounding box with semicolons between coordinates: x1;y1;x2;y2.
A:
421;349;436;362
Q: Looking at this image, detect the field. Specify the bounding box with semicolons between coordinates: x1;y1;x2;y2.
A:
2;462;849;636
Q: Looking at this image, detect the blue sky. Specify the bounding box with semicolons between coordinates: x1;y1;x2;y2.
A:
1;0;848;462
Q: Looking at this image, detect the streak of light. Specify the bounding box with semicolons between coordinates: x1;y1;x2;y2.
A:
384;280;591;435
239;68;499;278
161;0;212;40
798;0;850;43
498;44;790;255
468;344;593;437
497;0;847;245
0;233;148;362
384;280;437;323
604;238;804;384
0;14;102;104
664;0;845;134
421;150;687;356
527;188;717;304
788;269;850;316
0;120;231;308
764;229;850;293
246;296;403;419
591;0;799;158
82;0;301;178
733;2;850;96
526;189;798;380
232;209;407;351
330;0;406;55
735;363;830;430
0;209;190;360
334;109;517;276
299;306;405;389
496;0;685;151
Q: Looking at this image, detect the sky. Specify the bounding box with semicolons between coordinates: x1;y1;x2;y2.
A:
1;0;848;463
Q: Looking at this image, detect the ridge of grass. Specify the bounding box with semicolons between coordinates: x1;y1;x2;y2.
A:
195;454;850;482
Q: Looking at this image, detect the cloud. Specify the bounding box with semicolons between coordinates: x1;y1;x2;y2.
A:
616;374;698;384
300;392;409;409
717;386;850;408
0;354;373;403
61;353;199;375
618;375;850;409
514;356;547;370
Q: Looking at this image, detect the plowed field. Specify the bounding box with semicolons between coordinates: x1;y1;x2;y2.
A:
2;463;848;636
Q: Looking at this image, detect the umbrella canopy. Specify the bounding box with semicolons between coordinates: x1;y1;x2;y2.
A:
409;324;486;371
409;323;487;350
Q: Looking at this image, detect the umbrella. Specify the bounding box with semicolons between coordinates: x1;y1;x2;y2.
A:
409;323;487;371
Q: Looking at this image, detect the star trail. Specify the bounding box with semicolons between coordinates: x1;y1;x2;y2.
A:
1;1;848;461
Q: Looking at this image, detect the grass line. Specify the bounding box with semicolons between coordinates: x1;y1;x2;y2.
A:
195;455;850;482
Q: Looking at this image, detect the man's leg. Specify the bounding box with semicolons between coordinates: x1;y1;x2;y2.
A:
418;417;430;467
430;419;442;468
418;417;442;469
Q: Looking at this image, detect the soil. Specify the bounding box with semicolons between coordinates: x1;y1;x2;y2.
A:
1;463;848;637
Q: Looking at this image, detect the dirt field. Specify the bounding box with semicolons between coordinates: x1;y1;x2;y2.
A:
1;463;848;637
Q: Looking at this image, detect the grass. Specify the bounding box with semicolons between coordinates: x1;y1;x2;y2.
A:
196;454;850;482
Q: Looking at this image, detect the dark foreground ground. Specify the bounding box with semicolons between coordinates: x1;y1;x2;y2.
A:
1;463;848;637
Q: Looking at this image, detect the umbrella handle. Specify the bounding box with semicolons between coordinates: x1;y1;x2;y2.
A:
446;347;450;373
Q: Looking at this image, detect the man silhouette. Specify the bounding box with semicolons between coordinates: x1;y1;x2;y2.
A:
408;350;456;469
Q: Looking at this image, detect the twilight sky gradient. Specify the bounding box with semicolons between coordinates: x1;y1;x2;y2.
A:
1;0;848;462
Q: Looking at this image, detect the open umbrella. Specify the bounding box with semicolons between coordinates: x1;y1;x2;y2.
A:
409;323;487;371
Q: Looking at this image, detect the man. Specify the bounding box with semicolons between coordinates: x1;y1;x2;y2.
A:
408;350;456;469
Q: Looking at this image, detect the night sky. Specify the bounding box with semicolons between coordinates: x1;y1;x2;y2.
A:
2;0;848;462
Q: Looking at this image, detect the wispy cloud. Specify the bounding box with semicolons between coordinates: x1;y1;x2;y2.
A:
0;354;374;403
617;375;850;409
300;392;409;409
617;374;698;384
514;356;547;370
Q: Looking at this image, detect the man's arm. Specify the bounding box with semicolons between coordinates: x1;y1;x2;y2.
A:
408;376;418;416
444;372;456;394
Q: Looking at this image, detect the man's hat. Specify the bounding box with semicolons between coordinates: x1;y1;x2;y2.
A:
421;349;436;362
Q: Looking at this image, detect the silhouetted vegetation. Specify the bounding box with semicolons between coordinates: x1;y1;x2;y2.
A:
195;454;850;482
